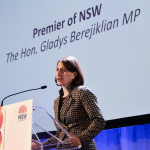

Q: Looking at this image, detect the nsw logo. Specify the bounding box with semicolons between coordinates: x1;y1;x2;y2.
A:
18;105;27;121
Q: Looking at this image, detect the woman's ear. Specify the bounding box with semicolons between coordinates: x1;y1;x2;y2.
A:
74;71;77;78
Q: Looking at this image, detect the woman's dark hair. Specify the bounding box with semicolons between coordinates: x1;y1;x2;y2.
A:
55;56;84;86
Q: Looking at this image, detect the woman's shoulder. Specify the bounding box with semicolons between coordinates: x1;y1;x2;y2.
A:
74;85;94;95
73;85;97;102
76;85;91;91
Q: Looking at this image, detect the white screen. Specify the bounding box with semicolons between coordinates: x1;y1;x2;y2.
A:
0;0;150;126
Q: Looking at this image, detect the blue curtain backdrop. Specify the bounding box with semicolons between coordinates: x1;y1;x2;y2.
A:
94;123;150;150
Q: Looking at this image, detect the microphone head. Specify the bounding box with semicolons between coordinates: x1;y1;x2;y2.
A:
41;86;47;89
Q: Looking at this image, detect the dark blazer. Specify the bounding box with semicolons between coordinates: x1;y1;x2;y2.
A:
52;84;105;150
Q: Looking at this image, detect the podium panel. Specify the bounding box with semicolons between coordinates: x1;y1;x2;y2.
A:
0;99;33;150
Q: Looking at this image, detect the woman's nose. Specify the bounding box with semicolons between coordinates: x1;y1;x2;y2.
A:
57;70;61;76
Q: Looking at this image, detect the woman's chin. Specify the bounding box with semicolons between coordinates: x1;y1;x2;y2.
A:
57;82;62;86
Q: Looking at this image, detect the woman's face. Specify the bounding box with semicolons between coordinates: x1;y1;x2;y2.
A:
56;62;76;87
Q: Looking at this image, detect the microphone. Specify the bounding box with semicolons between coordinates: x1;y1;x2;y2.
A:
41;86;47;89
1;85;47;107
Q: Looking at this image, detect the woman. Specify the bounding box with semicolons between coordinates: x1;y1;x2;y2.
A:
32;56;105;150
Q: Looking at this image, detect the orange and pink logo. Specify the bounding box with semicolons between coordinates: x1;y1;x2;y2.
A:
0;107;3;148
18;105;27;114
0;132;2;148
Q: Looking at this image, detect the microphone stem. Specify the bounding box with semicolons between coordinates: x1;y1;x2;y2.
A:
1;88;41;107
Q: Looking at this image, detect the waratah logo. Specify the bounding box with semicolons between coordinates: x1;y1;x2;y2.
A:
18;105;27;114
18;105;27;121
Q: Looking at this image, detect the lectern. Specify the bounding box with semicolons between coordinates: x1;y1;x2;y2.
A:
32;106;80;150
0;100;80;150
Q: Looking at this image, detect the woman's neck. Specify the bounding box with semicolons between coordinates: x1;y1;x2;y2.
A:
62;86;69;97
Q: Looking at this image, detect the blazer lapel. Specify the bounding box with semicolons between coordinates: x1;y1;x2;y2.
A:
55;84;77;125
54;96;60;122
54;95;69;131
60;94;72;123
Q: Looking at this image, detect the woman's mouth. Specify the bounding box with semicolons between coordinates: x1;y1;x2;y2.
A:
57;78;62;82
